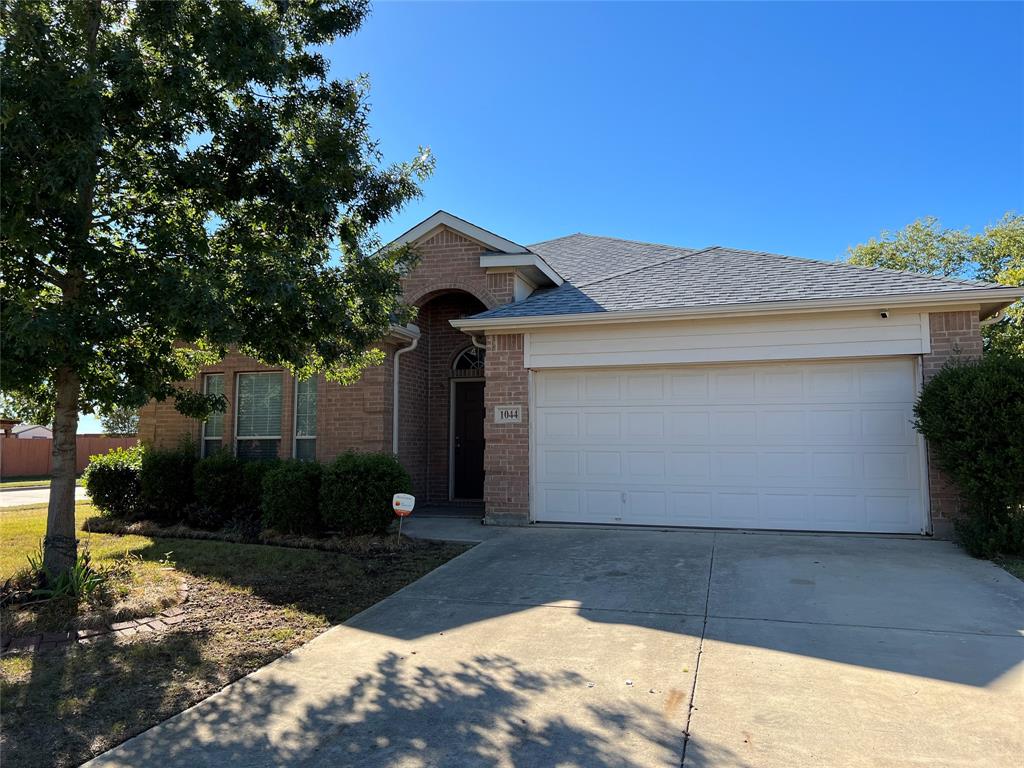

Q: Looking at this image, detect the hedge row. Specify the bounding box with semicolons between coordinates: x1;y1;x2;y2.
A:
915;352;1024;558
84;447;411;537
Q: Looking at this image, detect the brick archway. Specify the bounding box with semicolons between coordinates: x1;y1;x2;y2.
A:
408;281;498;311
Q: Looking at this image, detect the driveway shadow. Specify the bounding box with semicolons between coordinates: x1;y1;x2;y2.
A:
87;650;752;767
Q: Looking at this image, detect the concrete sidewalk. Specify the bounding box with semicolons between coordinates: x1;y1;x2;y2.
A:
86;523;1024;768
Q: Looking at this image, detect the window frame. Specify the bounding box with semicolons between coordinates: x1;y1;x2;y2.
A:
233;371;283;459
201;373;225;458
293;376;317;460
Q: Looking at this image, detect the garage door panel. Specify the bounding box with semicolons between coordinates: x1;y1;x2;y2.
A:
670;373;710;402
667;412;711;440
585;451;621;477
668;452;712;480
625;412;664;438
540;411;579;439
534;360;925;533
583;374;620;400
583;411;620;438
712;411;758;440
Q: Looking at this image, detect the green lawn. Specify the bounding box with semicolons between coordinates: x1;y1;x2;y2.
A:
0;503;470;768
995;556;1024;582
0;477;85;489
0;503;151;578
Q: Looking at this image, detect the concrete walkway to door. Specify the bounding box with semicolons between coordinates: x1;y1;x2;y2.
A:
87;522;1024;768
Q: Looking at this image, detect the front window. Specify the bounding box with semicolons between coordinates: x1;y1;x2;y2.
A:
235;372;282;460
201;374;224;458
294;377;317;460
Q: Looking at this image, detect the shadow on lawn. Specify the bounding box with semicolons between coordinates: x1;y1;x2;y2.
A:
82;650;752;768
5;630;217;768
124;534;468;627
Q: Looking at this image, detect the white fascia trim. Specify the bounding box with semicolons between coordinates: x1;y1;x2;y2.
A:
385;323;420;342
479;252;564;286
385;210;528;255
450;287;1023;332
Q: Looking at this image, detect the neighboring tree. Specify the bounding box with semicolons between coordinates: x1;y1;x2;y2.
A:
847;213;1024;354
0;1;433;578
99;406;139;437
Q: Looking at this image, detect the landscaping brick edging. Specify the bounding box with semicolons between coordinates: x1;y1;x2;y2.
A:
1;580;190;655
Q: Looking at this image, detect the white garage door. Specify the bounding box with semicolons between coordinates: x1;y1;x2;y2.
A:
533;359;926;533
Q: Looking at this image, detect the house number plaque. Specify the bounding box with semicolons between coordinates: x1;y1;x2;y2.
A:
494;405;522;424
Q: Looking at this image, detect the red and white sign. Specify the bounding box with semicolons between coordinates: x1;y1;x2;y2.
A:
392;493;415;517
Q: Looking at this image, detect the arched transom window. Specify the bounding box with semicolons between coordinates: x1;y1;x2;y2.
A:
452;346;485;377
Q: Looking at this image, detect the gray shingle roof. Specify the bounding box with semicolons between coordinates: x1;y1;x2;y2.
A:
474;235;1001;320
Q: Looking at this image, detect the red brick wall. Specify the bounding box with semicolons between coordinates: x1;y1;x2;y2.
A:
137;348;395;460
922;310;984;536
402;226;501;309
318;344;395;459
482;333;530;524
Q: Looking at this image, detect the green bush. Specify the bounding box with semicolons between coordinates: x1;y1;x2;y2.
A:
241;459;279;512
193;452;246;528
261;460;323;535
139;447;197;524
83;445;144;519
914;353;1024;557
320;452;411;536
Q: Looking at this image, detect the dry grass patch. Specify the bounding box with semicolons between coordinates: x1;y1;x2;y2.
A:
0;505;471;768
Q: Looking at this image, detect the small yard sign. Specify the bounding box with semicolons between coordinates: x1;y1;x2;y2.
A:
495;405;522;424
392;493;415;517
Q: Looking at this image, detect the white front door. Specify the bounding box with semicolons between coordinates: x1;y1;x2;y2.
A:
533;359;926;533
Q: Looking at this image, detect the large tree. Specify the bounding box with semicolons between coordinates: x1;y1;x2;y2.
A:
99;405;139;437
0;0;432;578
847;213;1024;354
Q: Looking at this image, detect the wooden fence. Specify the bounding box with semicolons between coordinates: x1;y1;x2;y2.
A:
0;436;138;478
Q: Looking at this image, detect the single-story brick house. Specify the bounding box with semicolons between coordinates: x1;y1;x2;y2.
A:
139;210;1022;536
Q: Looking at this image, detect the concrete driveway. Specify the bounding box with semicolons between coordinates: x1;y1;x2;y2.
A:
0;485;88;507
87;523;1024;768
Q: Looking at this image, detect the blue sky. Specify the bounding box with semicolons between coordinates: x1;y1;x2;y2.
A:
81;1;1023;433
331;1;1023;254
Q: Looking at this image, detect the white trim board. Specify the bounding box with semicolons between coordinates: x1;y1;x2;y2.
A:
386;210;529;255
523;310;930;369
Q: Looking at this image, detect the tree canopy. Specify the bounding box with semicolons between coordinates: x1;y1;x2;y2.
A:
847;213;1024;354
99;405;139;437
0;0;432;576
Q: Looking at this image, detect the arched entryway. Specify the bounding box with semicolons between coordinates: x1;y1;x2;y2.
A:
396;290;488;506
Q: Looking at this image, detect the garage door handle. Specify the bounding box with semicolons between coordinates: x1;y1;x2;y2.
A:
621;491;627;504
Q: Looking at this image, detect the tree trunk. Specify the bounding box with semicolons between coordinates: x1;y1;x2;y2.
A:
44;366;81;579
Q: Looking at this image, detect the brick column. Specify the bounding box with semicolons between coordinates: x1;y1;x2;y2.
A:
922;310;983;537
483;333;530;525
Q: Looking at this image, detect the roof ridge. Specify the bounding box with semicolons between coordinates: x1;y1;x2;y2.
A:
575;245;719;288
568;233;701;252
716;246;1000;289
526;233;586;249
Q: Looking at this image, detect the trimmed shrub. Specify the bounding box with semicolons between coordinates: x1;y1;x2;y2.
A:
241;459;279;513
139;447;197;524
914;353;1024;557
193;452;246;528
261;460;323;535
320;452;411;536
83;444;144;518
